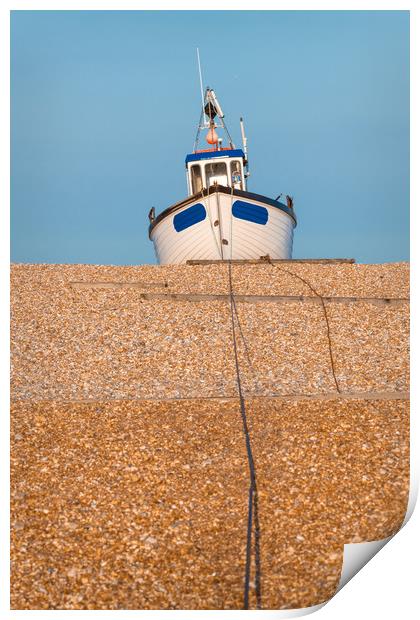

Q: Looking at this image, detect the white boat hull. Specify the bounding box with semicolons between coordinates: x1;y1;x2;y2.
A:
150;187;296;265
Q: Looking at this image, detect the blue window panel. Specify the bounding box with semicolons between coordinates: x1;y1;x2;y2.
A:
173;203;206;232
232;200;268;225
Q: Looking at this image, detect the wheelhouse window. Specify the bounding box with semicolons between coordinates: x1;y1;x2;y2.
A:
190;165;203;194
230;160;243;190
205;162;228;187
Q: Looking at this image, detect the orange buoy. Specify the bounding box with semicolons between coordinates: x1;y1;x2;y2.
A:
206;127;218;145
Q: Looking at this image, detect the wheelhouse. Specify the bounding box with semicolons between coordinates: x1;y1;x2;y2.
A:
185;149;247;196
149;84;296;264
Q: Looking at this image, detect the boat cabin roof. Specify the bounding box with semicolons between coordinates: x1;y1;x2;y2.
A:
185;148;245;165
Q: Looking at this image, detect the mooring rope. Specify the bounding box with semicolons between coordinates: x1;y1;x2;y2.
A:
224;237;342;608
227;259;262;609
266;259;342;394
228;185;264;396
230;293;265;395
201;187;223;260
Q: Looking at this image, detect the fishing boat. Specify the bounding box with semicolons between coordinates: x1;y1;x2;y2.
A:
149;87;297;264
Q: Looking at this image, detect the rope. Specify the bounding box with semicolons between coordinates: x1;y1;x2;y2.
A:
266;259;342;393
197;168;338;609
216;190;225;260
227;259;262;609
230;294;265;395
228;185;263;394
205;180;263;607
229;183;234;258
201;187;223;260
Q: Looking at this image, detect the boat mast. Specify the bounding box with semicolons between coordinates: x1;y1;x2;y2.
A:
192;51;241;154
193;87;236;152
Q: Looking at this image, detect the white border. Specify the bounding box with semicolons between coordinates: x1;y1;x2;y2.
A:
3;3;416;619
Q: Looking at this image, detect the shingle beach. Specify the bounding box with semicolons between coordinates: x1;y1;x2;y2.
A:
11;261;410;609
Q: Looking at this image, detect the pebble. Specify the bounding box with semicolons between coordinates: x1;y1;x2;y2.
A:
10;262;409;610
11;262;409;401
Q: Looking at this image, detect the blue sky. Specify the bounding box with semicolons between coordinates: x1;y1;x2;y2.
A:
11;10;409;265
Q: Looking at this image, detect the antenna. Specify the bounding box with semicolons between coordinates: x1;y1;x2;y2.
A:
196;48;207;128
240;117;248;161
